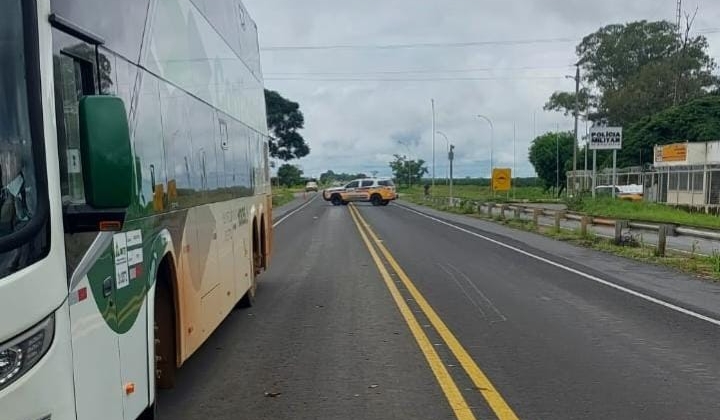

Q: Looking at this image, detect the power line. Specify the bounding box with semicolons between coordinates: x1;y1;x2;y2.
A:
261;37;577;51
260;27;720;52
264;75;566;82
264;64;573;76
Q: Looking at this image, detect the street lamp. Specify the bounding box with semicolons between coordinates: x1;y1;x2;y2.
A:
436;131;451;186
476;114;494;180
397;140;413;187
566;64;581;192
449;144;455;205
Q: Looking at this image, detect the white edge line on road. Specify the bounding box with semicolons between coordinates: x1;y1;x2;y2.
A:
394;203;720;328
273;194;319;227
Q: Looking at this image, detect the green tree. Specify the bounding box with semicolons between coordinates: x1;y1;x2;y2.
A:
545;20;717;127
277;163;304;187
618;95;720;167
265;89;310;161
543;89;593;117
528;132;575;195
319;170;369;184
389;154;428;187
319;170;336;185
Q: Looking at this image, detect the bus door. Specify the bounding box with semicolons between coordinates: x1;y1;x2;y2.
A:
52;27;150;420
51;28;125;420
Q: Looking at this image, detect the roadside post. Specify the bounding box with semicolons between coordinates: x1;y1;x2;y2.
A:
580;216;590;238
554;211;562;232
614;220;628;245
533;208;542;229
657;225;668;257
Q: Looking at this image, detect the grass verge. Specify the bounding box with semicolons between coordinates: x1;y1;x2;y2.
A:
272;188;295;207
399;185;559;204
405;197;720;281
568;197;720;230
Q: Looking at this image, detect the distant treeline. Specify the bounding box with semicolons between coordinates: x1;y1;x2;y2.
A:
420;177;540;187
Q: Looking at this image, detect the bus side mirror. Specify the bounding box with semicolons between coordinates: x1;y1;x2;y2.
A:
78;96;132;209
64;96;132;233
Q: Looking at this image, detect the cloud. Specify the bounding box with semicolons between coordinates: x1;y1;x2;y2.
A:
244;0;720;179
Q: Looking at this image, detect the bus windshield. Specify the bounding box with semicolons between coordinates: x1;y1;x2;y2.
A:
0;0;38;236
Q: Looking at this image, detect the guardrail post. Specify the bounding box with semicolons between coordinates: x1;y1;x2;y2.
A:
580;216;590;238
500;204;508;220
614;220;629;245
487;203;495;218
554;212;562;232
477;203;484;215
533;208;542;229
514;206;522;220
656;224;668;257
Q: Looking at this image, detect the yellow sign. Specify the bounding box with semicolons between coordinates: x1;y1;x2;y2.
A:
492;168;512;192
657;143;687;163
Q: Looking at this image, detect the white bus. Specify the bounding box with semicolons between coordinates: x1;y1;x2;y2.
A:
0;0;272;419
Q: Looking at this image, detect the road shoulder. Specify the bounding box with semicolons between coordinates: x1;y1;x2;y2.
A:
395;199;720;320
272;192;317;222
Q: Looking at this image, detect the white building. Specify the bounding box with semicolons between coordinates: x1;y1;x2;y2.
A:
650;141;720;208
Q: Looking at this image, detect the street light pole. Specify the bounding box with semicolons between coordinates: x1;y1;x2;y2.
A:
513;122;517;200
573;64;580;175
431;99;436;191
477;114;494;196
436;131;451;188
556;124;560;195
398;140;413;187
449;144;455;205
476;114;494;178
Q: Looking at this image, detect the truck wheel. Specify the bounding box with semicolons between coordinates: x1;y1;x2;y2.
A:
331;194;342;206
371;194;382;206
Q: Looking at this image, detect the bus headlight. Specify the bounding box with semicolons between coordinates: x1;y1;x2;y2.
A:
0;314;54;391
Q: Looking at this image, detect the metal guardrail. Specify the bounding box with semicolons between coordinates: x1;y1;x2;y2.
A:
416;195;720;248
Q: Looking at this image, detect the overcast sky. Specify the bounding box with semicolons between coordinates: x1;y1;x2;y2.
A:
243;0;720;179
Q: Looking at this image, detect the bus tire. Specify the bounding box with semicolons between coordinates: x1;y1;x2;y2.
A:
137;402;157;420
239;222;261;308
238;277;256;308
154;260;177;389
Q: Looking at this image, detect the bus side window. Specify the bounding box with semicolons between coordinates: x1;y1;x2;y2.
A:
52;31;99;205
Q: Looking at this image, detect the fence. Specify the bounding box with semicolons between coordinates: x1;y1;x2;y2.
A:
567;165;720;212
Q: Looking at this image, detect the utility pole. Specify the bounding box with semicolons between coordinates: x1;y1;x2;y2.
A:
449;144;455;205
673;0;682;106
513;122;517;200
573;64;580;182
436;130;451;187
556;124;560;195
431;99;436;191
477;114;494;178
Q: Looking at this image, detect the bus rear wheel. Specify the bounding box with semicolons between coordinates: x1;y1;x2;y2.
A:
154;269;176;389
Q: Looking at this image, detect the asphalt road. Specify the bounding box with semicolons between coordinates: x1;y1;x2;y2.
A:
158;196;720;420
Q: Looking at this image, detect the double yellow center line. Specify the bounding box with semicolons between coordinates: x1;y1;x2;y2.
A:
348;204;520;420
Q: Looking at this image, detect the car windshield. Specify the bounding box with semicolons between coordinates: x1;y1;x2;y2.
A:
0;0;38;236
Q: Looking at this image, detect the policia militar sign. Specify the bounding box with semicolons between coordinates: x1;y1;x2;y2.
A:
589;127;622;150
588;126;623;198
